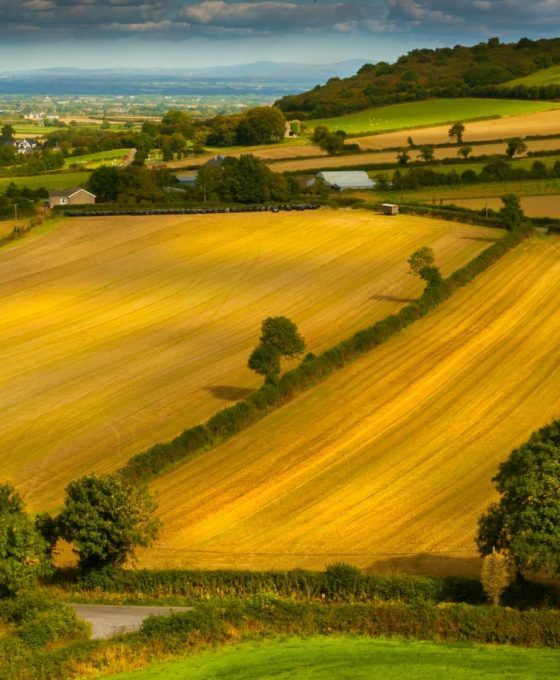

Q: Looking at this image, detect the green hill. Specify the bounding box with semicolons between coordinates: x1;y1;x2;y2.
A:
276;37;560;119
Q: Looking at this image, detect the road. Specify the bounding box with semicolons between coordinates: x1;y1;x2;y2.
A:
69;603;193;639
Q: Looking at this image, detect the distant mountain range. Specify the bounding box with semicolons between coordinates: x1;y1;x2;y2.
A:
0;60;368;96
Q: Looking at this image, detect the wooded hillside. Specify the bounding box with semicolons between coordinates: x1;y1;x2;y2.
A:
275;37;560;118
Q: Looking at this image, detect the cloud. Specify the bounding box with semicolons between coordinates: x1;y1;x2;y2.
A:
1;0;560;43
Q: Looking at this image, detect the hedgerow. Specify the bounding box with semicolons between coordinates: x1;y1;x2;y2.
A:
119;221;533;485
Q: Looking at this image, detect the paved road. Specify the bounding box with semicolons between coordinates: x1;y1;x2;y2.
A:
70;603;193;639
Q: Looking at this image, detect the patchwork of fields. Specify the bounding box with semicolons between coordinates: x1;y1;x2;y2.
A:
353;108;560;150
307;99;560;135
0;210;497;510
143;235;560;576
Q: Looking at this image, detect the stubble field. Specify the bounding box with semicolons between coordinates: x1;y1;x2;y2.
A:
142;235;560;576
0;210;497;510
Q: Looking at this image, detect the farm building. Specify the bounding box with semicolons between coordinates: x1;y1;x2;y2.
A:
176;173;198;186
48;187;96;209
315;171;375;190
382;203;399;215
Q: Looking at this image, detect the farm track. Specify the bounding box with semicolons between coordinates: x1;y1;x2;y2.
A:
142;235;560;577
0;211;496;510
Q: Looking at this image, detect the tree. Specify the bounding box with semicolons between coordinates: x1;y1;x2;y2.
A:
87;165;119;202
1;124;15;143
248;342;281;384
260;316;306;358
481;549;514;606
407;246;435;276
457;145;472;159
505;137;527;159
406;136;416;149
249;316;306;384
236;106;286;145
58;474;160;569
0;484;48;597
448;121;465;145
418;145;435;163
500;193;524;230
477;439;560;576
396;149;410;165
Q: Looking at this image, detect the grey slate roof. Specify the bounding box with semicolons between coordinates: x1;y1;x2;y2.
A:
317;171;375;190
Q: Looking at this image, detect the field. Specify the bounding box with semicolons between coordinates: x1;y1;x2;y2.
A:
0;210;498;511
64;148;133;168
503;64;560;88
306;99;560;136
353;109;560;150
105;637;560;680
271;138;560;173
142;235;560;576
0;171;90;192
371;179;560;205
443;195;560;218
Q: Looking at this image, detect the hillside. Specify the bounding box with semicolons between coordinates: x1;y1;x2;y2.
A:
141;236;560;576
275;37;560;118
0;211;497;510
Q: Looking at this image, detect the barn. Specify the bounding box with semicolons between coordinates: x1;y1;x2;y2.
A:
316;171;375;190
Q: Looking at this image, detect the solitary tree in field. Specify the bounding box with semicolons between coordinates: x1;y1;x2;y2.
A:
500;193;524;230
407;246;442;288
396;149;410;165
448;121;465;145
477;439;560;577
418;145;435;163
457;145;473;159
248;316;306;384
58;474;160;570
505;137;527;159
406;136;416;149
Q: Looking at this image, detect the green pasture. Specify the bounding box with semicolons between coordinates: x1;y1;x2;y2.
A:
502;65;560;88
0;171;90;192
422;153;560;176
307;98;560;135
105;637;560;680
64;147;131;168
12;124;45;136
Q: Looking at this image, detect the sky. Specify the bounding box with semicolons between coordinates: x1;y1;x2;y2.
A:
1;0;560;70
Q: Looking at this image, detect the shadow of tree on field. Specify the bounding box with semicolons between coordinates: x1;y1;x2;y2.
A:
370;294;416;303
205;385;255;401
364;552;482;579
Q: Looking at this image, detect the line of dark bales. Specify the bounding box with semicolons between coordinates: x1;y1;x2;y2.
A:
64;203;322;217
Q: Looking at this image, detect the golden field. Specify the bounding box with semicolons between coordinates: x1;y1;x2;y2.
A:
141;235;560;577
271;138;560;173
0;210;497;510
354;109;560;150
443;195;560;218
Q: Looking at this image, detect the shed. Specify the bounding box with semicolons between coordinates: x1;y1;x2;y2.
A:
382;203;399;215
48;187;96;209
316;171;375;190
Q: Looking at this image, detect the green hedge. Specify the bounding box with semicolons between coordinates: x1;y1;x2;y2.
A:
6;597;560;679
120;223;533;485
52;564;560;610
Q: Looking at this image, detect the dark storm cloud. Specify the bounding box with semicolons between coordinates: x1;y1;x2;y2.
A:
387;0;560;35
2;0;560;41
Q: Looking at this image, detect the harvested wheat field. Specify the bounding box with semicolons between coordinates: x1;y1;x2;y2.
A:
162;143;326;169
444;195;560;219
271;138;560;173
354;109;560;150
0;210;497;510
142;235;560;577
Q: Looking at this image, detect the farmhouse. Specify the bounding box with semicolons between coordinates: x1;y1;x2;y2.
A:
14;138;38;154
48;187;96;209
315;171;375;190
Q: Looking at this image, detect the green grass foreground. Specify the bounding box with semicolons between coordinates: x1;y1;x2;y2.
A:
104;637;560;680
307;98;560;135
